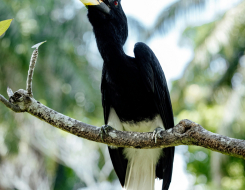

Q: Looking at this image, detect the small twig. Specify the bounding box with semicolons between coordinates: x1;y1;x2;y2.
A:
26;48;38;97
26;41;46;97
0;94;21;112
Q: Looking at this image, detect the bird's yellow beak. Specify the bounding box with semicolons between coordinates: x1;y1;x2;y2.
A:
80;0;102;6
80;0;110;14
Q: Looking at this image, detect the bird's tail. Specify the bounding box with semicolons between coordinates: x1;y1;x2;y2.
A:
123;148;162;190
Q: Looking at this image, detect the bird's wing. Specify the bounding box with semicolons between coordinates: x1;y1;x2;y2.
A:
134;42;175;190
101;64;110;124
101;64;128;186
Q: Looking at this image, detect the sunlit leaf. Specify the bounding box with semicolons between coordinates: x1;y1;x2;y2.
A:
0;19;13;36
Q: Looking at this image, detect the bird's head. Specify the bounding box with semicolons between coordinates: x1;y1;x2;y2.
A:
87;0;128;46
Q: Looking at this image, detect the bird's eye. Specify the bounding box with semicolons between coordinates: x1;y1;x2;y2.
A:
114;1;118;6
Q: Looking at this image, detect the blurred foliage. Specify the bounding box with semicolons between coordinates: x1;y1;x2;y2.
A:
171;0;245;189
0;0;120;189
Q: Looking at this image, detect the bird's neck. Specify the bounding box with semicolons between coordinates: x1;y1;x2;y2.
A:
94;30;126;62
100;43;125;62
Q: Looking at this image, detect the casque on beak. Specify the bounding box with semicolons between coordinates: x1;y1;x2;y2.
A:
80;0;110;15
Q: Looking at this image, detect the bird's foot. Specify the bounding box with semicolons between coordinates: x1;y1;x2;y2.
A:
152;127;164;143
99;124;114;142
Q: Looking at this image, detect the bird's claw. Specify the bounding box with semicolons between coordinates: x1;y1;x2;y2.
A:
152;127;164;143
99;125;113;142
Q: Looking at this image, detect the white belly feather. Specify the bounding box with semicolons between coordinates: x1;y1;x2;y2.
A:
108;107;165;132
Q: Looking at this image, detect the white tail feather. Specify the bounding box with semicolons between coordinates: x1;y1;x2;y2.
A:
108;109;165;190
123;148;162;190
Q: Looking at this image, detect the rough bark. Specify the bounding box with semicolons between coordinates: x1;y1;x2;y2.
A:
1;89;245;160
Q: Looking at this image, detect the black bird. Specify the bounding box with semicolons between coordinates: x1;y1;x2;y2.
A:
87;0;175;189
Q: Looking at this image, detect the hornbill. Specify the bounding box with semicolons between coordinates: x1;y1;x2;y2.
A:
85;0;175;189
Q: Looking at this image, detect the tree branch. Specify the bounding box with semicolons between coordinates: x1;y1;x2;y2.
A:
0;89;245;159
1;41;245;160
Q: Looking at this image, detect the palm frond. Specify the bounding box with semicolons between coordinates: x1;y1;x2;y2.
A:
184;0;245;82
147;0;211;38
171;0;245;113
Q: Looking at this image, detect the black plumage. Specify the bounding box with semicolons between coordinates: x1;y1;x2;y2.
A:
87;1;175;189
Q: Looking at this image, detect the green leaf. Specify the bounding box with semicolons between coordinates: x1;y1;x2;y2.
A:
0;19;13;36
